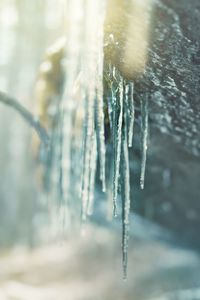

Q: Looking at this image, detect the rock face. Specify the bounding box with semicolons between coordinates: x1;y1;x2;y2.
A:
140;0;200;155
131;0;200;246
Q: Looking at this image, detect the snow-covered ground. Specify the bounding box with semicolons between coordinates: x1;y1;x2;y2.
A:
0;220;200;300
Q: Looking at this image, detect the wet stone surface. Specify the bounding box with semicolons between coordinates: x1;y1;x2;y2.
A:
136;0;200;156
131;0;200;246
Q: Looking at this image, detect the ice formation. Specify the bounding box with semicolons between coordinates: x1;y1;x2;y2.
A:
47;0;149;278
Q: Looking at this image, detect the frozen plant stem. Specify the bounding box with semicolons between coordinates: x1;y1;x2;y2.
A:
0;90;49;147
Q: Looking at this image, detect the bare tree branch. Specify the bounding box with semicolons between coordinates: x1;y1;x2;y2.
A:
0;90;50;147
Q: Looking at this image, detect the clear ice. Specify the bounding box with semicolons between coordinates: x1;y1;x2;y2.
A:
140;95;149;190
46;0;149;277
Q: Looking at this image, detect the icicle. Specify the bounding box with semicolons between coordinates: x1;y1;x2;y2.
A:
96;92;106;193
60;0;84;207
105;64;115;131
128;82;135;148
106;94;113;131
106;65;116;133
81;90;95;221
51;107;64;202
96;1;106;192
81;0;106;220
87;133;97;215
140;94;149;190
112;76;123;217
121;83;131;279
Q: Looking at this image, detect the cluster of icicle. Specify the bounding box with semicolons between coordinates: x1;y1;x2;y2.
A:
105;66;148;277
49;0;148;278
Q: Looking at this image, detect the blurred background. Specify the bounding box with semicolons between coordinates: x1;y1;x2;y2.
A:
0;0;64;247
0;0;200;299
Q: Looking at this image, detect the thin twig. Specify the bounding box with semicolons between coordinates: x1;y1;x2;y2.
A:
0;90;50;147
